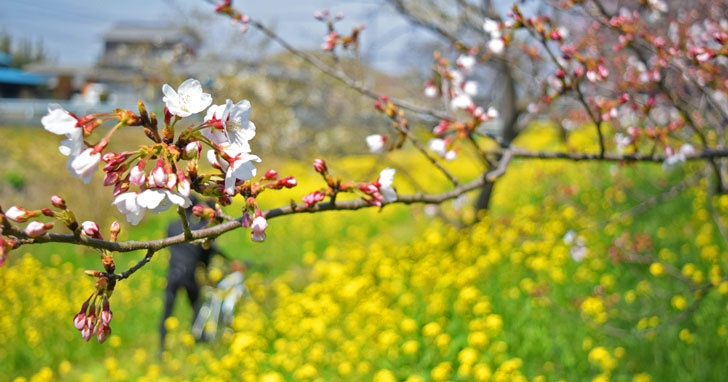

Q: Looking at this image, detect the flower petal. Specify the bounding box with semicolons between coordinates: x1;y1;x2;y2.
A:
137;189;166;210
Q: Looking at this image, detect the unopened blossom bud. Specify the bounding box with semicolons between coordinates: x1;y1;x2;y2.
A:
25;221;53;237
151;159;167;188
50;195;66;210
242;210;252;228
251;216;268;242
264;169;278;180
73;300;89;330
193;205;216;220
313;158;328;175
129;164;146;187
81;323;94;341
163;107;173;126
177;176;191;197
280;176;297;188
110;221;120;242
113;181;129;197
103;255;115;273
100;297;113;326
41;208;54;217
303;191;326;208
97;324;111;344
104;171;121;187
0;237;8;267
81;221;100;238
5;206;36;223
182;142;201;160
166;172;177;190
84;270;103;277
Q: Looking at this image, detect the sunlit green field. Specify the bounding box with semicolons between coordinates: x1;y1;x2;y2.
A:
1;124;727;382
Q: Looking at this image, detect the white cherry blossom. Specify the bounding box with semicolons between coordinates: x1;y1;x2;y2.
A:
366;134;386;153
162;79;213;118
42;104;86;180
137;188;191;214
70;148;101;184
378;168;397;203
113;192;146;225
41;104;77;135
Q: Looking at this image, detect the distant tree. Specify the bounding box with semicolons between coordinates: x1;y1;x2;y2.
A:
0;31;50;68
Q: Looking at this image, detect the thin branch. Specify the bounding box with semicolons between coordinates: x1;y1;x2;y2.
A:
177;206;193;241
491;147;728;162
210;5;451;122
391;122;461;187
114;249;156;280
9;167;507;253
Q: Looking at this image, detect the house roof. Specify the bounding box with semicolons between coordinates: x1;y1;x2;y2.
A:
0;67;50;86
102;24;200;45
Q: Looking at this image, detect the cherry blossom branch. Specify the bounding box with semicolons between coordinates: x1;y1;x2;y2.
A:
526;26;607;157
390;118;462;187
6;163;510;256
204;0;450;122
490;147;728;162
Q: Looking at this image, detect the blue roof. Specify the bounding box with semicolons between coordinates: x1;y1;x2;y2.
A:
0;67;50;86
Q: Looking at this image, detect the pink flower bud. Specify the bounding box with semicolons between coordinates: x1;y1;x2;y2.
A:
250;215;268;242
110;221;121;241
73;300;89;330
50;195;66;210
25;221;53;237
178;177;191;197
182;142;201;160
242;210;252;228
251;216;268;234
81;221;100;238
0;237;8;267
251;232;266;242
129;165;146;186
97;324;111;344
41;208;54;217
101;297;112;326
166;172;177;190
113;181;129;197
302;191;326;208
152;160;167;188
313;158;328;175
104;171;120;187
5;206;32;223
164;107;173;126
280;176;297;188
264;169;278;180
81;324;94;341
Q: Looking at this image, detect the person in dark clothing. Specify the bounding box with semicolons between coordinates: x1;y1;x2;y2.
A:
159;206;224;351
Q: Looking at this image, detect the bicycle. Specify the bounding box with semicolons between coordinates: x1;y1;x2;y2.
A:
191;268;249;342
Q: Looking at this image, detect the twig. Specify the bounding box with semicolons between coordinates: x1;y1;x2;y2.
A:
114;249;156;280
491;147;728;162
177;206;193;241
391;122;461;187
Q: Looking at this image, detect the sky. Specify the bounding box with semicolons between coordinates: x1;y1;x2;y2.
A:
0;0;432;73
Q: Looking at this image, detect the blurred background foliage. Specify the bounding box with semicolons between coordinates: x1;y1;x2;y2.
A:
2;121;728;381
